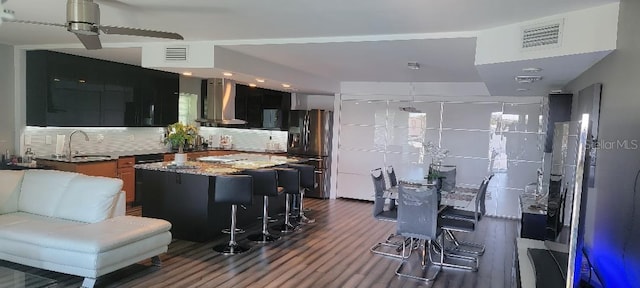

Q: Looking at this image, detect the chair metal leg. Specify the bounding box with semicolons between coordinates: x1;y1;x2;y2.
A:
444;229;485;255
430;233;478;271
370;234;410;259
248;196;280;243
395;238;442;282
214;205;250;255
298;190;315;224
276;194;297;233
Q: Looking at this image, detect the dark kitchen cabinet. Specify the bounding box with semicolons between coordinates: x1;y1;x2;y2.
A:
26;50;178;127
235;84;291;130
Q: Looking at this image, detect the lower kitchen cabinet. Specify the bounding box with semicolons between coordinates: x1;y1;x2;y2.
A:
117;156;135;203
37;159;118;178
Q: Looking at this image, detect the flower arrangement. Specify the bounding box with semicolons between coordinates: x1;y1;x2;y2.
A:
164;122;198;153
424;141;449;181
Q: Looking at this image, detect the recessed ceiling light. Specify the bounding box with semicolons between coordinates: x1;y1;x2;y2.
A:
78;79;86;83
407;62;420;70
550;89;564;94
515;75;543;83
522;67;543;73
223;72;233;77
517;88;529;92
182;72;192;76
256;78;265;83
249;83;257;87
282;83;291;88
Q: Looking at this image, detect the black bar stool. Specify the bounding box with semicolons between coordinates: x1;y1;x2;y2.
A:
275;168;300;233
213;175;253;255
245;169;281;243
288;163;315;224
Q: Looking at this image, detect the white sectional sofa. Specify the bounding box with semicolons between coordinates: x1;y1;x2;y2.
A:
0;169;172;288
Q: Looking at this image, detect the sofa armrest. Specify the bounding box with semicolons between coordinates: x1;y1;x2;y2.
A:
113;191;126;217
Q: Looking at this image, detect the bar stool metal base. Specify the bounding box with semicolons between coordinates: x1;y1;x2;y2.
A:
222;228;245;234
258;216;279;223
213;242;250;255
247;232;280;243
277;223;298;233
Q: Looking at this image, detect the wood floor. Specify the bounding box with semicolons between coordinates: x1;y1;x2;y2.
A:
0;198;519;288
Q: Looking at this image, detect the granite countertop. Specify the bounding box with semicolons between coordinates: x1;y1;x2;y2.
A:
35;147;287;163
135;153;300;176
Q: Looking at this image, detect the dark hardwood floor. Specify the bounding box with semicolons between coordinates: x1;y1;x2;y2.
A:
0;198;518;288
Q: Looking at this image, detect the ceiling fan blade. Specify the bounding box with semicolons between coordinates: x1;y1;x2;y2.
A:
4;19;66;27
75;33;102;50
100;25;183;40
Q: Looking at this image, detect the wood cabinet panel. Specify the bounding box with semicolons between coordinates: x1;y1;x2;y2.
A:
187;151;208;161
38;159;118;178
117;156;136;203
76;161;118;178
118;167;135;203
207;150;237;156
164;154;175;162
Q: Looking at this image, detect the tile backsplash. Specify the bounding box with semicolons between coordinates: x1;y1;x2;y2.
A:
23;126;288;157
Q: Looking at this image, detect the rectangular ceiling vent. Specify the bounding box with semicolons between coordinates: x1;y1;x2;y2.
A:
165;46;188;61
521;19;564;50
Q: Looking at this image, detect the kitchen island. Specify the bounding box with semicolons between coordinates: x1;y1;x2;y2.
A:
135;153;301;242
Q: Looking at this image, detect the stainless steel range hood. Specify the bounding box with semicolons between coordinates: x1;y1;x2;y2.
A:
198;78;247;125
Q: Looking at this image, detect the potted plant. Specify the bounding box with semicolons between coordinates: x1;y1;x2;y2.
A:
165;122;198;165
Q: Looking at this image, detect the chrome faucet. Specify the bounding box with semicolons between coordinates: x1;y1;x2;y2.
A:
68;130;89;160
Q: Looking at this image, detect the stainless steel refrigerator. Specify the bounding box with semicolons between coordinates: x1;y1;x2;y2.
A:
287;109;333;199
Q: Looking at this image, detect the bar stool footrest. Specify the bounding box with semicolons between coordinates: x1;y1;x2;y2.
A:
213;243;250;255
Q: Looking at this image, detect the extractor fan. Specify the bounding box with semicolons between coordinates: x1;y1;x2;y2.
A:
5;0;183;49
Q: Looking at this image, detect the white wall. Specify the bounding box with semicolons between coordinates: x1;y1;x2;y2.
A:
0;44;15;155
476;3;619;65
563;0;640;286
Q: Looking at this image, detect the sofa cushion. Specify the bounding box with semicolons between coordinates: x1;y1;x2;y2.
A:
19;170;78;217
55;174;123;223
0;171;25;214
0;213;171;253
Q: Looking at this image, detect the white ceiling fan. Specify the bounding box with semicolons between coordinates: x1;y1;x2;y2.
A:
0;0;15;24
4;0;183;50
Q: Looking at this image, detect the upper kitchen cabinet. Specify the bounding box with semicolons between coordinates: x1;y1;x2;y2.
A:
26;50;178;127
235;84;291;130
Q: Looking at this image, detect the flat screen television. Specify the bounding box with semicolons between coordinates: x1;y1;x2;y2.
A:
528;114;592;288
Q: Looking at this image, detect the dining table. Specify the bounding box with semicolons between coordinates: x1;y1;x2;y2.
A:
382;179;478;213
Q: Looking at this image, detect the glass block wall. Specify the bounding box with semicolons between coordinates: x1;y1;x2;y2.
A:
336;97;545;218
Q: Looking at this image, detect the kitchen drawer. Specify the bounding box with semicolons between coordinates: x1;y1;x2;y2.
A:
187;151;208;161
208;150;237;156
117;156;135;168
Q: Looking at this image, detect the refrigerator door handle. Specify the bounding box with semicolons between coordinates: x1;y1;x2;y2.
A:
303;112;310;152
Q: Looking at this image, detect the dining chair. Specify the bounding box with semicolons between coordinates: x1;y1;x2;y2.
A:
385;165;398;209
395;180;443;282
439;174;494;257
441;174;494;224
370;168;407;259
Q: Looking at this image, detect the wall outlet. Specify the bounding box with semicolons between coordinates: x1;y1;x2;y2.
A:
25;135;31;145
128;134;135;141
45;135;52;145
96;134;104;143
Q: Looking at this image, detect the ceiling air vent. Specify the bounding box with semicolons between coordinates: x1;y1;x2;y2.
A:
165;46;188;61
521;20;563;50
